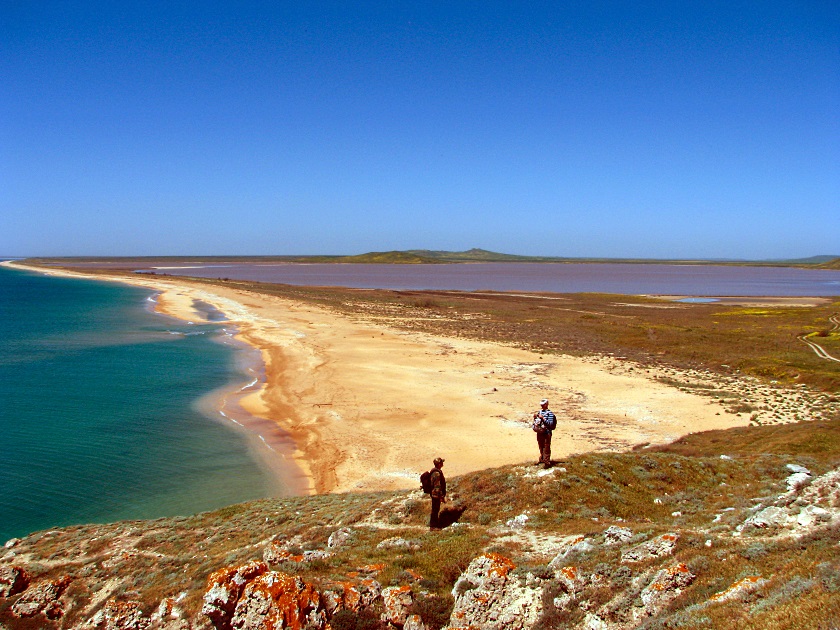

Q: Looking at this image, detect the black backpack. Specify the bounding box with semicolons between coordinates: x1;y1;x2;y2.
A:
420;470;432;493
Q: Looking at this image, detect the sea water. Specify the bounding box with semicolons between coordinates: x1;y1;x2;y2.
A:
0;265;283;542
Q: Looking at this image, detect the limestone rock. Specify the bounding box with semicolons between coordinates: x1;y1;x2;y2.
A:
320;589;343;616
150;596;185;624
548;536;594;569
377;537;421;552
742;506;793;530
321;578;382;615
603;526;633;546
404;613;428;630
328;527;354;549
447;553;542;630
797;466;840;509
583;612;610;630
638;563;695;617
202;561;268;629
86;599;150;629
707;576;767;605
621;533;679;563
381;585;414;626
0;565;30;597
230;571;324;630
10;575;72;619
785;471;811;492
555;566;586;595
505;513;529;529
797;505;831;528
263;540;291;565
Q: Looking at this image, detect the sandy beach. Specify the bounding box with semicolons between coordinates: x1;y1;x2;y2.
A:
6;261;749;495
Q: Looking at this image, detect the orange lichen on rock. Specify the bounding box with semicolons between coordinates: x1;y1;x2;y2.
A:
231;572;322;630
709;575;766;603
405;568;423;581
484;553;516;578
559;566;578;581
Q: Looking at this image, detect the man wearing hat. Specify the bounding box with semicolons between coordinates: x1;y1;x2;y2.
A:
429;457;447;530
532;399;556;469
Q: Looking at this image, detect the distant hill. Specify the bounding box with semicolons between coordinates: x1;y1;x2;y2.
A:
816;257;840;270
340;251;440;264
778;255;840;265
405;248;548;262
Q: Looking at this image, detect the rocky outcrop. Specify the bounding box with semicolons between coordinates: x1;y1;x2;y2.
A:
202;561;269;629
263;539;334;565
620;533;678;563
203;563;324;630
202;561;399;630
707;575;767;605
404;613;428;630
637;563;695;618
9;575;72;619
446;553;542;630
381;585;414;626
376;537;421;552
0;565;29;597
548;536;594;569
327;527;354;549
229;572;324;630
86;599;150;629
738;465;840;535
603;526;633;546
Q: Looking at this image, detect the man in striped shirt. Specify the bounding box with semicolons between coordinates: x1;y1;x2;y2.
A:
532;398;556;469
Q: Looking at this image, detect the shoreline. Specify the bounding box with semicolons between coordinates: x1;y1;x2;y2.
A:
4;261;757;494
3;261;313;496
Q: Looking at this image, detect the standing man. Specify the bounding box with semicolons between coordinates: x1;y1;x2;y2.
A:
532;398;556;469
429;457;447;530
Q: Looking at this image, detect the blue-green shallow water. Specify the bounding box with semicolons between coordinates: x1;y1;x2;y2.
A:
0;265;283;542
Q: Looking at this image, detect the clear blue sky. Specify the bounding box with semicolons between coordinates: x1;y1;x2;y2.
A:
2;2;838;258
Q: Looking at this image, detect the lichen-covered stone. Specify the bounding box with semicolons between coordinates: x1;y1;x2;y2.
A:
548;535;594;569
708;575;767;605
638;562;695;617
555;566;586;595
381;585;414;625
320;578;381;616
10;575;71;619
229;571;323;630
404;613;428;630
202;561;268;629
447;553;542;630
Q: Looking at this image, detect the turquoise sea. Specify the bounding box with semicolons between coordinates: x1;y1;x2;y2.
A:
0;265;285;542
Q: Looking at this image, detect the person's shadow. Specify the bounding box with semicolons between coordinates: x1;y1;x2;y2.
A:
438;504;467;528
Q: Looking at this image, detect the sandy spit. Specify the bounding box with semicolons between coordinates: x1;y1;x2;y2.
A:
5;261;747;495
